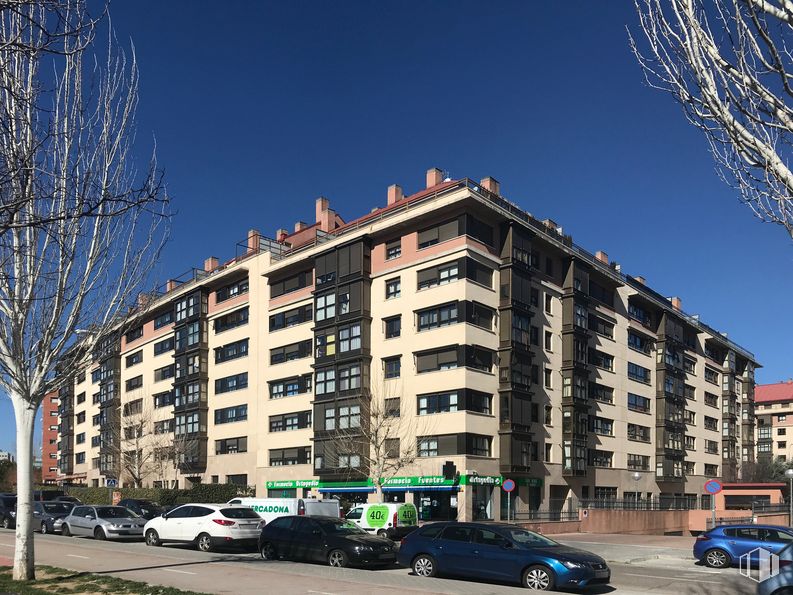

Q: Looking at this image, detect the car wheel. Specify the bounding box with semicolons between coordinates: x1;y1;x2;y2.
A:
196;533;213;553
522;565;555;591
772;589;793;595
376;529;388;538
40;522;49;535
93;527;106;541
703;548;730;568
145;529;161;547
1;517;10;530
260;541;276;560
61;524;71;537
328;549;349;568
412;554;437;577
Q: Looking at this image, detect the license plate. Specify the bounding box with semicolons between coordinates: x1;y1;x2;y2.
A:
379;553;394;559
595;570;609;578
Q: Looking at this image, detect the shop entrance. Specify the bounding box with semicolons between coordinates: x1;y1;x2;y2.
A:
414;490;458;521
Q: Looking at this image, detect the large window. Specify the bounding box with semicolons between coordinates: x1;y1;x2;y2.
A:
215;338;249;363
589;349;613;371
269;411;311;432
125;350;143;367
153;391;173;409
269;447;311;466
270;340;311;364
125;326;143;343
216;436;247;454
269;374;312;399
418;437;438;457
214;307;249;333
315;293;336;322
628;454;650;470
153;337;174;356
215;405;248;424
338;323;361;352
385;316;401;339
418;219;459;249
589;315;614;338
628;393;650;412
125;375;143;391
153;310;173;329
384;356;401;378
338;404;361;429
418;392;458;415
315;369;336;395
628;331;653;354
338;364;362;391
216;278;249;303
591;417;613;436
269;304;312;332
416;347;458;373
385;278;401;299
417;261;459;290
628;362;651;384
270;270;311;298
628;423;651;442
589;383;613;404
154;364;175;383
589;450;613;468
417;303;458;331
215;373;248;394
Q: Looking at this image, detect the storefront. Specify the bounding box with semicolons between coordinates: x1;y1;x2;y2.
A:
317;480;375;511
265;479;319;499
463;475;502;520
383;476;459;521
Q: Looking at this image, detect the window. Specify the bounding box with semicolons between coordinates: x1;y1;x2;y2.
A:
91;435;101;446
215;437;247;455
269;374;312;399
215;405;248;424
125;375;143;391
591;417;614;436
705;392;719;407
338;323;361;352
338;453;361;468
76;392;85;405
470;435;490;456
685;409;696;425
544;405;552;425
385;316;401;339
628;423;650;442
215;338;249;363
315;293;335;321
339;404;361;429
530;287;539;307
779;441;788;449
628;362;651;384
153;419;174;434
590;383;613;404
153;337;174;356
544;368;552;388
440;525;474;542
153;310;173;329
76;433;85;445
417;261;459;290
270;270;311;298
574;304;587;329
705;416;718;431
338;364;362;391
628;454;650;471
125;326;143;343
418;219;459;249
780;428;788;436
75;453;85;464
123;399;143;416
270;339;311;364
544;294;552;314
154;364;175;383
216;278;249;303
589;349;613;371
418;392;458;415
269;304;313;332
705;440;719;454
628;331;653;354
705;367;719;385
544;330;553;351
385;278;401;299
416;347;458;373
214;307;248;333
269;446;311;466
373;356;399;383
684;357;696;374
385;238;401;260
385;398;400;417
589;450;613;468
589;315;614;338
215;373;248;394
315;329;336;359
315;369;336;395
530;326;539;346
418;437;438;457
628;302;651;325
269;411;310;432
125;350;143;367
417;303;458;331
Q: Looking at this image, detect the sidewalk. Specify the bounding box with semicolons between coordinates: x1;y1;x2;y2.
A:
556;533;696;565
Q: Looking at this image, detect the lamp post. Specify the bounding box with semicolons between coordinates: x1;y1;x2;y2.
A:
785;468;793;527
632;471;642;509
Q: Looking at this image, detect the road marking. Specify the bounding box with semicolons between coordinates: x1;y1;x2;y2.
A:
307;591;338;595
623;572;721;584
67;554;89;559
161;568;196;575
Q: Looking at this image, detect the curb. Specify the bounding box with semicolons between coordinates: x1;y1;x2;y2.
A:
621;554;696;565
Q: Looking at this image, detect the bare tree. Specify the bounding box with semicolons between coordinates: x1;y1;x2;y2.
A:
0;1;168;580
631;0;793;237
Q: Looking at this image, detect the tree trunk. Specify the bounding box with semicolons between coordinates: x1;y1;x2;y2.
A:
11;398;36;581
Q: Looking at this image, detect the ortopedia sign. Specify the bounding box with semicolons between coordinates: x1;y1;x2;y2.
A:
265;479;320;489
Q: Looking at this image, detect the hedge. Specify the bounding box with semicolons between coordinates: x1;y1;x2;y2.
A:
62;483;254;506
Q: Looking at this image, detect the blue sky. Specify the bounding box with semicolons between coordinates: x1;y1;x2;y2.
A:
2;1;791;453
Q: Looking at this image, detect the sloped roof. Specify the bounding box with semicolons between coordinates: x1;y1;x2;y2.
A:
756;381;793;404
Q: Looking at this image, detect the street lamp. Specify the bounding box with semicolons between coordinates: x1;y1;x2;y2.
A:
785;468;793;528
632;471;641;509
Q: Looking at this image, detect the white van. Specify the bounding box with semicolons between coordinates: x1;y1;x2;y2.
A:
226;497;340;524
345;502;418;539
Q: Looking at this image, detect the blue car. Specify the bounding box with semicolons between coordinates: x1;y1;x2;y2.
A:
397;521;610;591
693;524;793;568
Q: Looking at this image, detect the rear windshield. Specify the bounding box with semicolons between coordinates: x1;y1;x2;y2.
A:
96;507;137;519
42;503;72;514
221;508;261;519
0;497;15;508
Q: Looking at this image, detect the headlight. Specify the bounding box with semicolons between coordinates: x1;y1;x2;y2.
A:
354;545;373;552
53;518;63;525
562;560;585;569
9;512;15;517
110;523;121;528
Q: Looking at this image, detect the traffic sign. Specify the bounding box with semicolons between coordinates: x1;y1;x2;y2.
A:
106;479;117;488
502;478;516;493
704;479;723;495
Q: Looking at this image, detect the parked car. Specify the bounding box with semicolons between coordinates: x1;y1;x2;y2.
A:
143;503;262;552
117;499;164;520
397;521;610;591
345;502;418;540
694;525;793;568
61;505;145;540
757;541;793;595
54;495;81;504
32;501;74;534
258;515;396;568
227;497;340;524
0;494;16;529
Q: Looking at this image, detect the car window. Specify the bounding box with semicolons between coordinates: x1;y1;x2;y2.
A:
317;519;367;535
418;524;444;538
722;528;736;538
439;526;473;542
228;499;241;505
83;508;96;519
42;503;72;515
474;528;509;547
221;508;261;519
762;529;793;543
166;506;192;519
190;506;214;517
96;507;135;519
0;497;15;509
736;528;759;540
293;517;318;535
267;517;295;531
346;507;363;520
71;506;87;517
505;528;559;547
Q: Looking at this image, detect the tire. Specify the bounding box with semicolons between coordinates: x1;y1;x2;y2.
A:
196;533;213;553
327;549;349;568
772;589;793;595
61;524;71;537
94;527;106;541
376;529;388;538
703;548;731;568
412;554;437;577
522;565;555;591
40;522;49;535
1;517;10;529
260;541;276;560
145;529;161;547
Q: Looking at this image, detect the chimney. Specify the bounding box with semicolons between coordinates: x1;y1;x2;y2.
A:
671;296;682;311
595;250;609;264
426;167;443;188
294;221;307;233
137;293;151;308
276;228;289;242
246;229;261;254
387;184;404;206
165;279;178;292
635;276;646;285
480;177;500;195
203;256;218;272
315;197;330;223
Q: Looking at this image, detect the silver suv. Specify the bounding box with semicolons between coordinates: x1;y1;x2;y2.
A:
62;505;145;540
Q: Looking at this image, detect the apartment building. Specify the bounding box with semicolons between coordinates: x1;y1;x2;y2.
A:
756;381;793;462
41;390;60;483
55;168;759;521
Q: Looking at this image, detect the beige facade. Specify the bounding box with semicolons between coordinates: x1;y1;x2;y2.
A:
56;169;759;521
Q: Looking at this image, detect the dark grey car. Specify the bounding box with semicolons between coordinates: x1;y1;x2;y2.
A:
32;501;74;534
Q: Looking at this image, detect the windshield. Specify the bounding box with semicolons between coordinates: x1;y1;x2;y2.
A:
317;519;367;535
42;503;72;514
504;528;559;547
96;507;137;519
136;501;163;514
1;497;15;508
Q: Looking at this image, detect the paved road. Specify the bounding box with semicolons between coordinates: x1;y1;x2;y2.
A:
0;530;754;594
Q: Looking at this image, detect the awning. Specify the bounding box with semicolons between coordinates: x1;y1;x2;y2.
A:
319;487;376;494
383;485;459;492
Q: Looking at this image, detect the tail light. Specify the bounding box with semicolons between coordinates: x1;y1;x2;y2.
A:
298;508;305;516
212;519;235;526
400;538;406;547
393;512;398;527
780;559;793;569
696;535;710;541
258;520;266;530
340;508;344;519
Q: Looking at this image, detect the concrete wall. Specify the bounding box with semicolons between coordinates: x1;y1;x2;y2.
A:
580;509;690;535
688;509;754;532
517;520;581;535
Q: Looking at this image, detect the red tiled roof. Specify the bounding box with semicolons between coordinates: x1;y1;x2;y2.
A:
723;483;786;489
755;381;793;404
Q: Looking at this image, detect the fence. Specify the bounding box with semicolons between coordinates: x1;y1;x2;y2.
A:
752;503;789;514
707;516;754;529
511;510;580;522
579;497;703;510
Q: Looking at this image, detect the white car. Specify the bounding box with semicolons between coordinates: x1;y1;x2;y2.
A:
143;503;262;552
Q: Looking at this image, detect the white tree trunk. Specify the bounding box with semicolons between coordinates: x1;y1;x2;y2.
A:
11;397;36;580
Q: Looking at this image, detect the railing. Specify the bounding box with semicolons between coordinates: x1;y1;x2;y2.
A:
580;497;704;510
708;516;754;529
511;510;580;523
752;503;790;514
